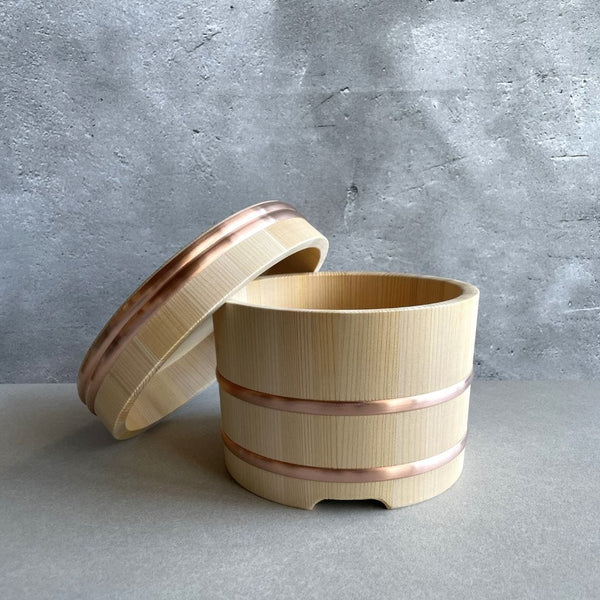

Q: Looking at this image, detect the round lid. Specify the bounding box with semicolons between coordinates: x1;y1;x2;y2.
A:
77;201;328;439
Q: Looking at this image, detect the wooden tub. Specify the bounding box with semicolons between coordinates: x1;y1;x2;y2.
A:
214;272;479;509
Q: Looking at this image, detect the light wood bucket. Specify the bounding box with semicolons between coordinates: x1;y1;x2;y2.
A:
213;272;479;509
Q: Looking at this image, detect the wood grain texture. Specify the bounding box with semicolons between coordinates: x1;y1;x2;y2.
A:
224;447;466;510
214;272;479;509
94;218;328;439
220;388;470;469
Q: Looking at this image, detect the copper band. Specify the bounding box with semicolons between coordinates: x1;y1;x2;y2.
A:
222;430;467;483
217;370;473;416
79;202;301;414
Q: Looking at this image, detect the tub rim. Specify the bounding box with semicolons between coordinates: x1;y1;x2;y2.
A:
226;271;479;315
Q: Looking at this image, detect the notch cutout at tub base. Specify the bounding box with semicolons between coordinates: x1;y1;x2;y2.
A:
224;446;465;510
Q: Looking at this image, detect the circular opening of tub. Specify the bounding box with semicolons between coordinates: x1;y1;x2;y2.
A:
233;272;470;311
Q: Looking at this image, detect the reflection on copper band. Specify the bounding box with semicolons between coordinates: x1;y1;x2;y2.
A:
222;430;467;483
217;370;473;416
78;202;301;414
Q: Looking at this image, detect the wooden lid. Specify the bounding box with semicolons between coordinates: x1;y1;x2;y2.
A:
77;201;328;439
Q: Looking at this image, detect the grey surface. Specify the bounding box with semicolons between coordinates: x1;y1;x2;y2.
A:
1;1;599;383
1;381;598;599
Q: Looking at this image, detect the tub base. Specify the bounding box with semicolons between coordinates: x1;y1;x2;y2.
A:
224;446;465;510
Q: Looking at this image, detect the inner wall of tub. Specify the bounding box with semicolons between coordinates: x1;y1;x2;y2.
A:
238;272;464;310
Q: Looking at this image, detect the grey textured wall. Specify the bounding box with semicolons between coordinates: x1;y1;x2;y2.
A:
1;1;598;383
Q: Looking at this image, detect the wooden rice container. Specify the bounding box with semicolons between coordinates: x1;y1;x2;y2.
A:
213;272;479;509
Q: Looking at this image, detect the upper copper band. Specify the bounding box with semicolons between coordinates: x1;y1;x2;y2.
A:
78;201;300;414
217;370;473;416
222;430;467;483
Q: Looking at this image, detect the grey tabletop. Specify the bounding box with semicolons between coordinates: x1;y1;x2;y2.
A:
1;381;598;599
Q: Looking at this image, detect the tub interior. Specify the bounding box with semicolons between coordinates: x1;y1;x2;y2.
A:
234;272;464;310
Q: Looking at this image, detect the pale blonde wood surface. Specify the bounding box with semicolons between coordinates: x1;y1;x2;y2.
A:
220;388;470;468
216;272;479;400
224;447;466;510
214;272;479;508
95;218;328;439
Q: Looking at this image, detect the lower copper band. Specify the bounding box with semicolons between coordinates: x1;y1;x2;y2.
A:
217;370;473;416
222;431;467;483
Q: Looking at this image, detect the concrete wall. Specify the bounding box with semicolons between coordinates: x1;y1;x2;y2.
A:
1;1;598;382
